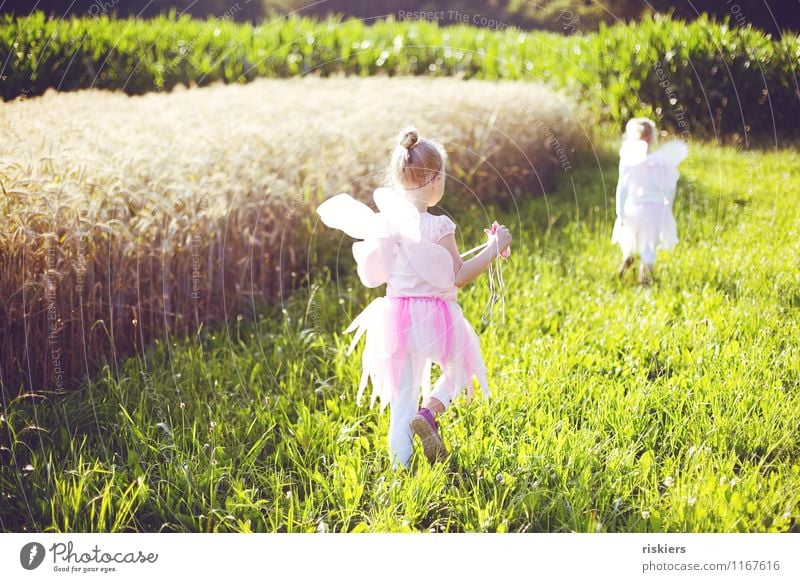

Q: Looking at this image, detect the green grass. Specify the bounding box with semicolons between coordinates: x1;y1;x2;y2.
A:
2;139;799;532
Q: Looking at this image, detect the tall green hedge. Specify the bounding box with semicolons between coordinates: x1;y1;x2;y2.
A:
8;1;799;35
2;11;798;137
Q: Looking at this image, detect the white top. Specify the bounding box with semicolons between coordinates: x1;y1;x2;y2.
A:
616;139;689;215
386;213;457;301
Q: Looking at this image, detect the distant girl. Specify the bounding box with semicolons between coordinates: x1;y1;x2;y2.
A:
612;117;688;285
317;126;512;469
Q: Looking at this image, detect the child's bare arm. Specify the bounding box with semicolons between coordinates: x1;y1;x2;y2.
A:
439;226;511;288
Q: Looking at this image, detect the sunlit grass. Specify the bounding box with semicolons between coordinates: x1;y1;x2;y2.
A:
2;140;799;532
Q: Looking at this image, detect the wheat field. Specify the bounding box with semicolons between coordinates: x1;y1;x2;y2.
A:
0;76;585;395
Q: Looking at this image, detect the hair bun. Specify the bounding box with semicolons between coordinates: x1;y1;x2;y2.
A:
398;126;419;150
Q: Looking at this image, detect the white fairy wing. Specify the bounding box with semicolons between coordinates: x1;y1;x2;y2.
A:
352;238;395;288
318;192;397;288
373;187;422;242
652;166;680;202
402;240;456;289
647;141;687;200
648;140;688;168
619;139;649;166
319;188;449;290
317;193;386;240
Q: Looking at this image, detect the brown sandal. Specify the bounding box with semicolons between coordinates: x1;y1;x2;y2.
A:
617;256;634;279
410;409;448;464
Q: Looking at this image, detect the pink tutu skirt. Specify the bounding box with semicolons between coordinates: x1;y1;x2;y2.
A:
345;296;489;411
612;201;678;262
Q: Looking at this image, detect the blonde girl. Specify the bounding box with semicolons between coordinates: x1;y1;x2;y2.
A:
612;117;688;285
317;126;511;469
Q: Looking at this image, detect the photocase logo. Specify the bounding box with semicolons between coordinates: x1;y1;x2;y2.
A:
20;542;46;570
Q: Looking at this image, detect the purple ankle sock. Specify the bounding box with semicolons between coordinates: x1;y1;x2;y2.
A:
418;407;438;434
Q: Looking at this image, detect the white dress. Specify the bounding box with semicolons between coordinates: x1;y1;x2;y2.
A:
317;189;490;412
611;139;688;263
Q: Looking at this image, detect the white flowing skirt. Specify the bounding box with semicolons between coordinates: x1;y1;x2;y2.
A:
344;296;490;411
612;201;678;262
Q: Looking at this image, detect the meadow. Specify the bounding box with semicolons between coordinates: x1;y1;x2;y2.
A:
3;137;799;532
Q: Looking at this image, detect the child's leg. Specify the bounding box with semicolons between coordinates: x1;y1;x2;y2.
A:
637;205;661;283
639;245;656;285
410;364;452;464
617;255;635;278
640;246;656;268
388;364;419;470
423;371;453;417
614;216;636;278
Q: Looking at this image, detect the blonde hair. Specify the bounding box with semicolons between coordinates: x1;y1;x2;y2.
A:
625;117;658;149
389;125;447;189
